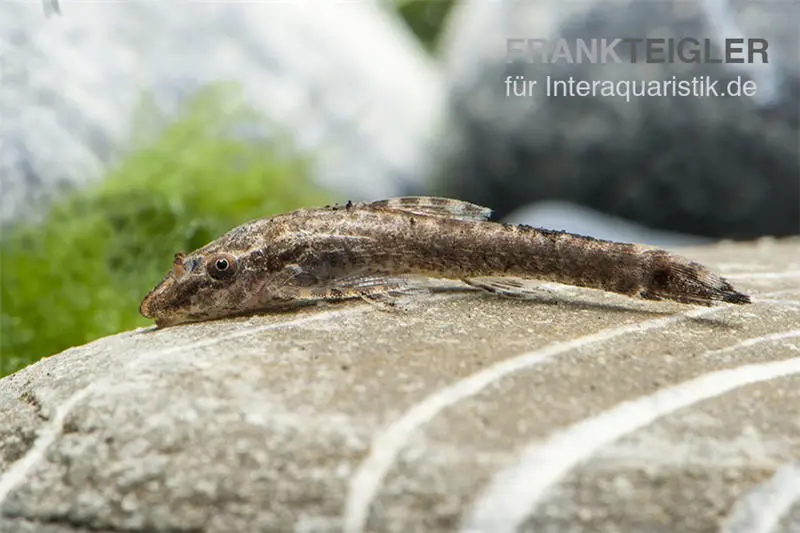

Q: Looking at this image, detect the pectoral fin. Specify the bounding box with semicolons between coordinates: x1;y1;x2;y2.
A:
311;271;430;311
462;277;554;299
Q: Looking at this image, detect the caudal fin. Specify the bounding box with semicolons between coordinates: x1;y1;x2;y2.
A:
642;251;751;306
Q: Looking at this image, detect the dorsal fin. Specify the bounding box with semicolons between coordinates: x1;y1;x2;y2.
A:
370;196;492;222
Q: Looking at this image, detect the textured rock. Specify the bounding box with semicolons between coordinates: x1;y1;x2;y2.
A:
438;0;800;239
1;238;799;532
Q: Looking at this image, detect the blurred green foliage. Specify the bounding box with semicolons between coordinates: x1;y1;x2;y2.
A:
395;0;455;52
0;86;330;377
0;3;454;378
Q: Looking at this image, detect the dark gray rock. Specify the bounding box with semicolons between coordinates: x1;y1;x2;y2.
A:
437;0;800;239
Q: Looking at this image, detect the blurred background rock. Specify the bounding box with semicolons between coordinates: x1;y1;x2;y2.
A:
0;0;444;225
1;0;798;375
437;0;799;241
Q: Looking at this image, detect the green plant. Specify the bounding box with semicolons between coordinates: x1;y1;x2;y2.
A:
0;86;331;377
394;0;456;52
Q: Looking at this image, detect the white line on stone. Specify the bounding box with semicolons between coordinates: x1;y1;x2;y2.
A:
719;462;800;533
0;292;476;508
699;330;800;359
462;332;800;533
0;386;94;506
762;288;800;296
0;307;366;507
725;270;800;280
342;305;724;533
754;299;800;308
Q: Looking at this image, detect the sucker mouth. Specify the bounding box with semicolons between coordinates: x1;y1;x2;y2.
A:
153;316;178;328
139;282;170;320
139;292;155;318
139;272;178;320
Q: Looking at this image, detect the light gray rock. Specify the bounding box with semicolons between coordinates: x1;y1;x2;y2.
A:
437;0;800;239
1;239;799;533
0;2;443;227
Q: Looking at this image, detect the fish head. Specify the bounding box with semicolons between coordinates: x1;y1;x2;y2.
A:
139;250;237;326
139;242;287;327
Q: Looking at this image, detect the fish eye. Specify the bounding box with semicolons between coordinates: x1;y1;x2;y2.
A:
206;253;238;281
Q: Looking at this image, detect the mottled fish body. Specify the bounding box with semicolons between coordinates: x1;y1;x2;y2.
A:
140;197;750;327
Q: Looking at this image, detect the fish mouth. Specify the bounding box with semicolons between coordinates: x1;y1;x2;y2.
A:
139;290;156;319
138;273;211;327
139;291;182;327
139;274;175;320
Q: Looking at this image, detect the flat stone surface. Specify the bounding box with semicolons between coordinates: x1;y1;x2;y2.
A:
1;239;799;533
